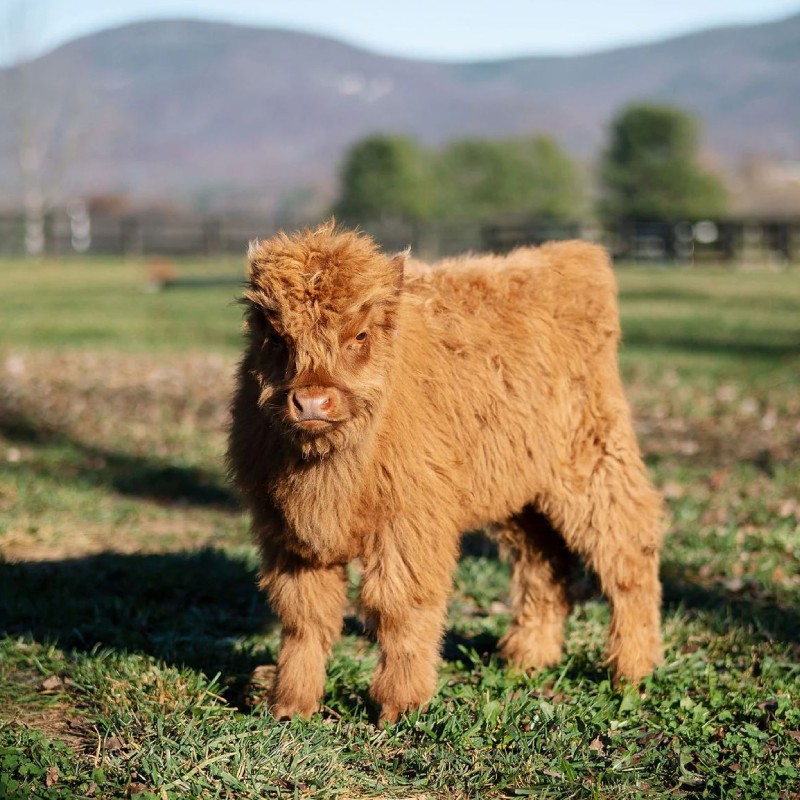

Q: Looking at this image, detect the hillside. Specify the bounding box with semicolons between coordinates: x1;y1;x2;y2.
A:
0;13;798;211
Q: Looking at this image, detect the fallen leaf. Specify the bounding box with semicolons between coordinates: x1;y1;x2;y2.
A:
542;769;563;779
41;676;61;691
679;440;700;455
708;470;729;490
778;500;798;519
638;731;665;747
760;409;778;431
46;765;58;788
716;385;736;402
538;681;555;699
740;397;759;415
787;730;800;742
589;736;604;753
105;736;124;751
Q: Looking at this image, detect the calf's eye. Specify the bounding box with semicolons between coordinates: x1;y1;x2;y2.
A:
355;331;368;342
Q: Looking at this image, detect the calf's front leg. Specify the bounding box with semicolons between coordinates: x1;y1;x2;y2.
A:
361;538;454;726
259;551;347;720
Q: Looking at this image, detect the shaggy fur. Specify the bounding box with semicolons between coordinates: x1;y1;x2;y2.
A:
227;223;664;725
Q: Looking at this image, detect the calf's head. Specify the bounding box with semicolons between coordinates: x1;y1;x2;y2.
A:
242;224;404;457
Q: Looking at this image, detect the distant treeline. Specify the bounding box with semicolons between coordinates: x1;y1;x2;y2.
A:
333;103;728;229
2;102;798;264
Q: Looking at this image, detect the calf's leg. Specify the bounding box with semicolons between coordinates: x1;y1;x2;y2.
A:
360;535;455;726
545;449;664;684
260;551;347;719
497;506;574;671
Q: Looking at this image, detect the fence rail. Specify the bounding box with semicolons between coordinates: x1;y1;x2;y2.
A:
0;212;798;265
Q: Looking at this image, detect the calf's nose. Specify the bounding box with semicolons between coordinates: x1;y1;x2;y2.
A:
291;390;333;420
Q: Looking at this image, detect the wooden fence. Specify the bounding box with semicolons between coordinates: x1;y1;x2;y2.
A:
0;212;798;265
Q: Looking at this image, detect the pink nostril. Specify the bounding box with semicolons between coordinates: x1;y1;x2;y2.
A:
292;391;333;420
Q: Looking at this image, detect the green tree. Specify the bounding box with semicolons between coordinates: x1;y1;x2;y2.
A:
436;135;584;222
599;103;727;224
334;135;436;223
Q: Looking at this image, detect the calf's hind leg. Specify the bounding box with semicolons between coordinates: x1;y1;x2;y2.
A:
498;506;574;671
547;451;664;684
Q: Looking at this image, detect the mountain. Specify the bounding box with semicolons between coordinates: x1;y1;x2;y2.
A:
1;13;798;211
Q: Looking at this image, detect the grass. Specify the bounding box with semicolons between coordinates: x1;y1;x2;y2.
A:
1;256;799;798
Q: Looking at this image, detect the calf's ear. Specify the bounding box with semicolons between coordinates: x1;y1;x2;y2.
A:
246;239;262;277
388;248;409;340
390;247;409;290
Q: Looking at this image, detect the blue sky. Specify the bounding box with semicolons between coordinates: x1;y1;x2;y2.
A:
2;0;799;64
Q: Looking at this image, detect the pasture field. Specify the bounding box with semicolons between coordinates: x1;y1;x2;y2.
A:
1;257;799;799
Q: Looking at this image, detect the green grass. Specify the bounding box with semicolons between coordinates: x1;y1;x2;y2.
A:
0;257;246;352
1;257;799;798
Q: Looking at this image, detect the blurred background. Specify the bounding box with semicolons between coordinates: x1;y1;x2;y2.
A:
1;4;799;795
1;0;800;261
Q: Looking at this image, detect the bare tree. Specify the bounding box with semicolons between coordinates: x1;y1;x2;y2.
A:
1;0;94;255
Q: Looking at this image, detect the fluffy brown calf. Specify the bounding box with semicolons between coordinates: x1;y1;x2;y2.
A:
227;224;663;725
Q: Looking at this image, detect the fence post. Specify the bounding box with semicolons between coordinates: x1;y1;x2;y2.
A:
719;221;738;264
43;211;56;257
202;218;222;257
121;217;143;258
775;223;791;263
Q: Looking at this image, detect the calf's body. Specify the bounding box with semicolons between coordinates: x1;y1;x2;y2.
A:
228;226;663;724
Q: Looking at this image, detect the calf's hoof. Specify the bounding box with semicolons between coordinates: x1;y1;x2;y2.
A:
498;628;563;672
378;701;427;728
270;701;319;721
610;652;662;689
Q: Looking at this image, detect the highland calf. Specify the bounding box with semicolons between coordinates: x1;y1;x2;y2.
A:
228;224;664;725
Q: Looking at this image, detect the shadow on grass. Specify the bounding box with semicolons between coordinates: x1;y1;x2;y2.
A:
2;410;798;704
0;409;237;509
620;330;800;360
448;535;800;665
0;549;270;705
2;548;798;693
661;563;800;646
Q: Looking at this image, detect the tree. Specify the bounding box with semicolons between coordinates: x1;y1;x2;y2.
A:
1;0;98;255
436;135;584;223
514;136;585;221
333;135;436;223
599;103;727;225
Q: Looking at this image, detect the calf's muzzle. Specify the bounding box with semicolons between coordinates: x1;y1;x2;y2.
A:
290;388;336;426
